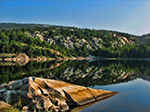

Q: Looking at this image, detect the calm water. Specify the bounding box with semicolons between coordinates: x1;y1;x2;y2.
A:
80;78;150;112
0;60;150;111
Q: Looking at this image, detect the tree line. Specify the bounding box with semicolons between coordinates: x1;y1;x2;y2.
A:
0;28;73;57
1;25;150;58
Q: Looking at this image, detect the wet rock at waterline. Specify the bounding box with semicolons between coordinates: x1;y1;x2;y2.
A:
0;77;118;111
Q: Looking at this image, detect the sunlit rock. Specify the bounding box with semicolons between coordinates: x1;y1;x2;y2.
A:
0;77;118;111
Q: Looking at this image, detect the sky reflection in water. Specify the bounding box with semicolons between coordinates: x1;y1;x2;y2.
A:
80;78;150;112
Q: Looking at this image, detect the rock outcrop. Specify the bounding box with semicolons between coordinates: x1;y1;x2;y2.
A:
0;77;118;111
24;30;137;56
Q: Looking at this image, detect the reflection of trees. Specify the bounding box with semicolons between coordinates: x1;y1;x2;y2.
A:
51;60;150;86
46;60;142;86
0;60;150;86
0;60;61;84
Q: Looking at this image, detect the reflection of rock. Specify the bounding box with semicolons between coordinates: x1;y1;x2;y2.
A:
0;77;118;111
2;53;29;66
47;64;140;86
16;53;29;66
0;62;16;66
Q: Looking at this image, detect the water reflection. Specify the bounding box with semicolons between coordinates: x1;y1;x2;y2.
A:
1;60;150;112
81;78;150;112
0;60;150;86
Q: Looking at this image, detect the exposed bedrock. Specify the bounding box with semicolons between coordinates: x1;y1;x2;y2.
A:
0;77;118;111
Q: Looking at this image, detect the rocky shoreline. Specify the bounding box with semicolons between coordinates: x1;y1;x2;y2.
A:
0;53;96;66
0;77;118;112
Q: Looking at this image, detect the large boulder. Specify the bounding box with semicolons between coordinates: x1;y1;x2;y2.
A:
0;77;118;111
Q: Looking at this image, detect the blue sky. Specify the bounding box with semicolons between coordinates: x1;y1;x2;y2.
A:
0;0;150;35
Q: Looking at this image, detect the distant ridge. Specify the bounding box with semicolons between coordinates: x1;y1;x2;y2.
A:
0;23;50;29
139;33;150;40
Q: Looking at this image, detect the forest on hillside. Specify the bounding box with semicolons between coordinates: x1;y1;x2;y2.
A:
1;23;150;58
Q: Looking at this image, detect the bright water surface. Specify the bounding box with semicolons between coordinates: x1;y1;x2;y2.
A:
0;60;150;112
80;78;150;112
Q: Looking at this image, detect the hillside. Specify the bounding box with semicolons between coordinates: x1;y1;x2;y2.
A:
139;33;150;40
1;23;150;58
0;23;50;29
138;33;150;44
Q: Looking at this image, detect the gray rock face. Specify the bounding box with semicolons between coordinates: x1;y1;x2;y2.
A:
24;30;135;56
25;32;44;41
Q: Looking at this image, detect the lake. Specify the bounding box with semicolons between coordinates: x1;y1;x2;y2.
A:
80;78;150;112
0;60;150;111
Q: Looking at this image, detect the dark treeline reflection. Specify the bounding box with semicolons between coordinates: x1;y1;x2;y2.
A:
0;60;150;86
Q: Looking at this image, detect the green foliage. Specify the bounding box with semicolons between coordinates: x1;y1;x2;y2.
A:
0;24;148;58
13;96;22;110
0;28;71;57
0;107;18;112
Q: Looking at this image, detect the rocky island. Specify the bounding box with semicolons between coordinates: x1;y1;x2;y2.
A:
0;77;118;111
